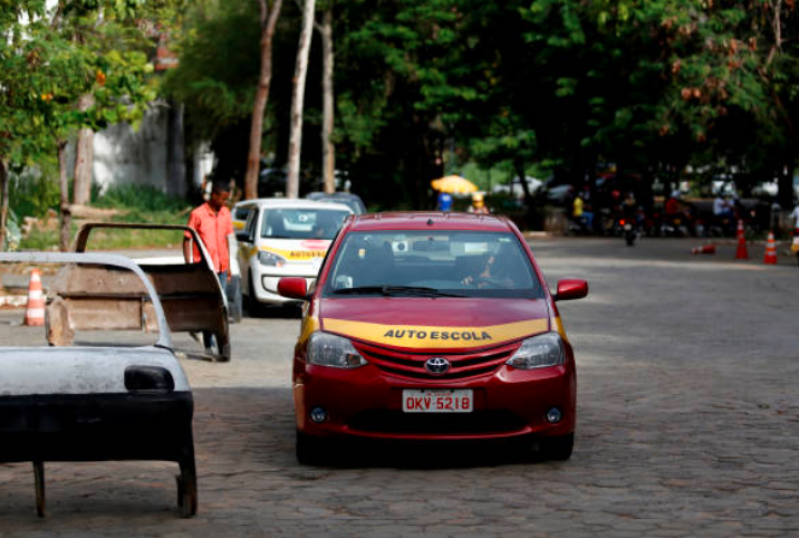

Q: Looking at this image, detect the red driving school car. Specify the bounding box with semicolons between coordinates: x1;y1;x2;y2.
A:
277;212;588;463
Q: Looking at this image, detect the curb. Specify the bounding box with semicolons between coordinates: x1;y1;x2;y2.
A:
0;296;27;308
522;231;553;238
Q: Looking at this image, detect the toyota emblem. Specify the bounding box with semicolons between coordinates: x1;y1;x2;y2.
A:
425;357;450;375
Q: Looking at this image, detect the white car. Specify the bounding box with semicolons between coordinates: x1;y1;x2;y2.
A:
234;199;353;309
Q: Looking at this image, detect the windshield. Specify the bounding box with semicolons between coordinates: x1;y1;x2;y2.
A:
261;208;350;240
323;231;543;298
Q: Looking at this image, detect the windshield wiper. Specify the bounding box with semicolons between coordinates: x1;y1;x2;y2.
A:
332;286;464;298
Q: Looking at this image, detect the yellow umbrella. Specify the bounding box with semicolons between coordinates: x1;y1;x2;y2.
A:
431;175;478;194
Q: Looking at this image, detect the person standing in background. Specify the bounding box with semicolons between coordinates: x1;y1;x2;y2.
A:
468;192;490;214
437;192;453;211
184;181;234;353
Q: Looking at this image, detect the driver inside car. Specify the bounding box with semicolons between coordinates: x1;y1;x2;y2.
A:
461;243;519;289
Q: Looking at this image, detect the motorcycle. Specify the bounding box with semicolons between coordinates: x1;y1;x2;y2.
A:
793;229;799;266
621;218;636;246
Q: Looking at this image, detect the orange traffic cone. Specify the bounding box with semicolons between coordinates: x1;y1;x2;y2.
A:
763;231;777;265
736;219;745;240
735;220;749;260
24;269;45;326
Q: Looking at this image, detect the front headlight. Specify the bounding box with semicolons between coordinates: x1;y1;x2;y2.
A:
505;332;564;370
307;332;368;368
259;250;286;267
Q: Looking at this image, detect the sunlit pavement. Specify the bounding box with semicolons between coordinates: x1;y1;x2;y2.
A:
1;237;797;537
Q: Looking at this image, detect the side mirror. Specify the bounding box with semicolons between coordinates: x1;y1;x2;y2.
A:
554;279;588;301
235;231;251;243
277;277;308;301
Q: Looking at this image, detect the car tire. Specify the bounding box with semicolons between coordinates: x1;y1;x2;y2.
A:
246;272;265;318
540;433;574;461
296;430;330;466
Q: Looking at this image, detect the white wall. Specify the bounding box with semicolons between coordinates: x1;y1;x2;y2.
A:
92;106;169;193
84;105;214;195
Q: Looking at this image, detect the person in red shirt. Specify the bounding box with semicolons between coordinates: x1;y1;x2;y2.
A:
183;181;234;352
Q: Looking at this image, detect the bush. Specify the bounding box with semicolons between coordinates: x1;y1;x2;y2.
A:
93;184;189;213
9;168;60;219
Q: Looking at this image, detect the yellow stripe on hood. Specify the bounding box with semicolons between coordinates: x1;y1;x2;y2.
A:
322;318;549;349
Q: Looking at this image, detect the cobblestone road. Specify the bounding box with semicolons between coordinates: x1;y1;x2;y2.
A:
1;238;798;537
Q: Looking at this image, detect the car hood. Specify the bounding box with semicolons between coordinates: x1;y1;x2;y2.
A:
319;297;551;351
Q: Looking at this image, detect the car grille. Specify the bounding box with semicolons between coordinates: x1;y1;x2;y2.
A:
348;410;526;435
353;340;521;381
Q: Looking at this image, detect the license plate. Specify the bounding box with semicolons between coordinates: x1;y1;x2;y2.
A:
402;389;473;413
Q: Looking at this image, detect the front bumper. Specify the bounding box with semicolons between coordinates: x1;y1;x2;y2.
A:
293;352;576;441
0;392;194;463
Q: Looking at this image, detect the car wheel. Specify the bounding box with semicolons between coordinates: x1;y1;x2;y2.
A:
296;430;330;466
539;433;574;461
246;272;265;318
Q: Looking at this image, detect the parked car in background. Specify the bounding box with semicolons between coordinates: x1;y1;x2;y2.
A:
234;199;354;312
491;176;543;199
305;192;367;214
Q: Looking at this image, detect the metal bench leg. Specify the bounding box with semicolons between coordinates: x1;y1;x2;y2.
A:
177;454;198;518
33;461;45;518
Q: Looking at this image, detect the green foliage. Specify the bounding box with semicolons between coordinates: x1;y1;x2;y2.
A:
94;184;188;213
162;0;799;210
162;1;262;140
9;167;61;219
18;184;191;250
1;0;180;175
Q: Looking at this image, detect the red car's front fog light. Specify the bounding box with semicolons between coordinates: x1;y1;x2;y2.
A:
310;407;328;423
547;407;563;424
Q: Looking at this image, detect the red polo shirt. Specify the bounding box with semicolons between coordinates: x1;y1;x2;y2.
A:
186;203;234;273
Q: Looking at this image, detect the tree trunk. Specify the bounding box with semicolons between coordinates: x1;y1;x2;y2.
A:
286;0;318;199
778;161;793;210
58;142;71;252
0;158;8;251
73;94;95;205
319;5;335;194
244;0;284;200
514;157;535;229
167;101;187;197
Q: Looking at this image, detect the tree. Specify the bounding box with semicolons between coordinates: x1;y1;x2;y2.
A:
244;0;284;200
1;1;167;250
285;0;317;199
315;1;335;193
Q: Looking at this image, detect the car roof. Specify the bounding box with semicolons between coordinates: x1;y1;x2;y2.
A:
345;212;514;232
234;198;354;213
306;191;363;200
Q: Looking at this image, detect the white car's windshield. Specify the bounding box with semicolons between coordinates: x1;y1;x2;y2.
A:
261;208;350;240
323;231;543;299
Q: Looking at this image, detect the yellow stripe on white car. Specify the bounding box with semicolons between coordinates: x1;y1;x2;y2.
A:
260;245;327;260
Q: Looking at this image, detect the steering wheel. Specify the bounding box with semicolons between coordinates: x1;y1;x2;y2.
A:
473;276;505;288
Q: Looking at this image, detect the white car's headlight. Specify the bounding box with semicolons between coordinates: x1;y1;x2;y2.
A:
505;332;564;370
307;332;368;368
258;251;286;267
